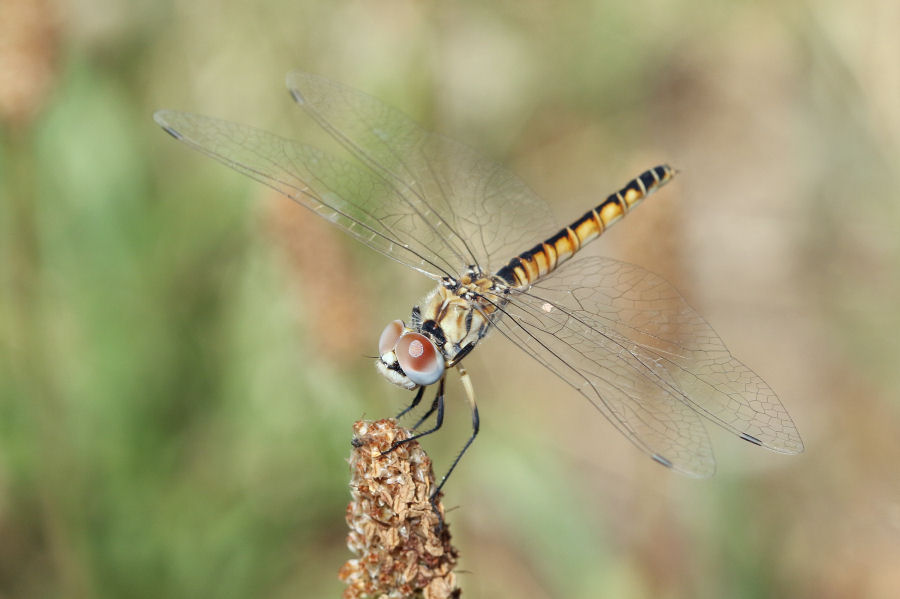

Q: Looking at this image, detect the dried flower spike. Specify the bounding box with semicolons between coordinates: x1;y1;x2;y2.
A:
339;419;460;599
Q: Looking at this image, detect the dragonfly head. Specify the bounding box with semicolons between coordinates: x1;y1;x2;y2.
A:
375;319;445;389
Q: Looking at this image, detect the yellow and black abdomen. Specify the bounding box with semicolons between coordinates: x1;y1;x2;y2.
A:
495;165;676;288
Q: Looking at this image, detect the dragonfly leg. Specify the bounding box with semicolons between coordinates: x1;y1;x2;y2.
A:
430;364;480;501
395;385;426;420
412;396;438;430
425;364;480;532
446;341;476;368
411;391;441;431
383;377;445;454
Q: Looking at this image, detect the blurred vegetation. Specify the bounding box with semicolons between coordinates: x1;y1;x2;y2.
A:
1;1;899;598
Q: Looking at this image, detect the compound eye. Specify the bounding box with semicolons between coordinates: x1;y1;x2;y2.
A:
395;333;445;386
378;320;405;356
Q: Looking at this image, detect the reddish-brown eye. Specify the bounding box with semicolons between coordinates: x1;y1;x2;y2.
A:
378;320;404;356
395;332;444;386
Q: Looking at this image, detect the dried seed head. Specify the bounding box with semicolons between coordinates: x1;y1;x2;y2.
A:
339;419;460;599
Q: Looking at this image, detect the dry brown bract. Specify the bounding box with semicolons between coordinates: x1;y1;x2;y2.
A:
339;419;460;599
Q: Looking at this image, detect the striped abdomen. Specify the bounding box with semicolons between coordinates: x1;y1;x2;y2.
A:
495;165;676;288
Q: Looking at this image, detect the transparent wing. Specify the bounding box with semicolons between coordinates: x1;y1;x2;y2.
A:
490;256;803;475
286;71;559;274
492;290;717;478
154;110;458;279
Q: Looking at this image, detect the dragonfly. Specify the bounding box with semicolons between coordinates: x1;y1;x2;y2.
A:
155;71;803;497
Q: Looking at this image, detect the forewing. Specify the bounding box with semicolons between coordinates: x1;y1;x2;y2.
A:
524;256;804;454
492;288;716;477
286;71;559;274
154;110;464;279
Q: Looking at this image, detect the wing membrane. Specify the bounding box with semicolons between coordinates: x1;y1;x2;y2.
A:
493;256;802;471
286;71;559;274
529;257;803;453
492;289;716;477
154;110;457;278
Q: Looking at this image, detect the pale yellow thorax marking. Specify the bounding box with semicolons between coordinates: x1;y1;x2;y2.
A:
419;277;501;361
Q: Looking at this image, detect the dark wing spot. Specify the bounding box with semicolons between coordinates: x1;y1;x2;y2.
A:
652;454;674;468
740;432;764;446
288;88;304;104
161;125;182;140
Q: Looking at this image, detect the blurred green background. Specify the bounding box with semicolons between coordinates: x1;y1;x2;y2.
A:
2;1;899;598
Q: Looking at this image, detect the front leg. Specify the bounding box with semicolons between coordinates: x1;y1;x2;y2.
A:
446;341;476;368
430;363;479;500
383;377;446;455
395;385;425;420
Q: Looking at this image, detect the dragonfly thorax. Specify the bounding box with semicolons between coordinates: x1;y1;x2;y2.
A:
375;274;506;390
